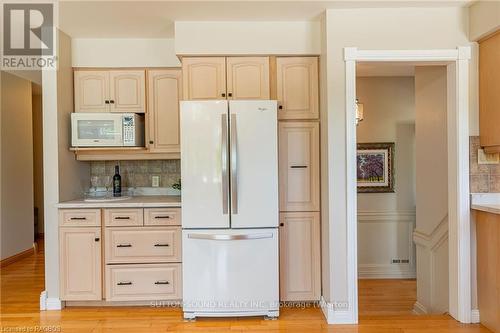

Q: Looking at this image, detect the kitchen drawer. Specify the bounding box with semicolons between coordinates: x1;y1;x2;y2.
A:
59;209;101;227
105;227;181;263
104;208;143;226
106;263;182;301
144;208;181;226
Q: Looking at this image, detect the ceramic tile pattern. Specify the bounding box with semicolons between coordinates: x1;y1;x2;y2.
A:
470;136;500;193
90;160;180;188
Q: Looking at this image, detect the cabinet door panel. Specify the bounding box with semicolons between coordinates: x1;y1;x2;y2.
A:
479;32;500;152
60;227;102;300
74;71;109;112
280;212;320;301
279;121;320;211
226;57;269;100
276;57;318;120
147;69;182;153
109;70;146;113
182;57;226;100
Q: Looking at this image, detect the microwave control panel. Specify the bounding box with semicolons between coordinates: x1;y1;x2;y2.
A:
123;116;135;145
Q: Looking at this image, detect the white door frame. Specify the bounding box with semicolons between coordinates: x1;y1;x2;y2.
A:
344;47;472;323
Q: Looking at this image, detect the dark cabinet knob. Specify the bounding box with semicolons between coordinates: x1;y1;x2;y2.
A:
95;237;100;242
278;105;283;110
279;223;284;227
149;140;154;144
110;100;115;104
228;93;233;97
221;93;226;98
105;100;110;104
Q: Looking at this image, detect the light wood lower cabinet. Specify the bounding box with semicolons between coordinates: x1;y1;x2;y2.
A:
106;263;182;301
60;227;102;300
279;212;321;301
279;121;320;212
476;211;500;333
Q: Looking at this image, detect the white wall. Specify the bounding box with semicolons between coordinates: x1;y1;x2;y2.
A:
1;71;34;260
356;76;416;278
469;1;500;41
72;38;181;67
175;21;320;55
414;66;449;314
321;6;476;318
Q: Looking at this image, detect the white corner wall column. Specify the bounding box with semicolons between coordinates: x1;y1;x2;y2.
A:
342;47;471;324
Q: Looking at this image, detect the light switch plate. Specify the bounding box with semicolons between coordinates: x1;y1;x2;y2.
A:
478;149;500;165
152;175;160;187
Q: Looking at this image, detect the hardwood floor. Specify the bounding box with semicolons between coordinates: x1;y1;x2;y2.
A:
0;242;492;332
359;279;417;316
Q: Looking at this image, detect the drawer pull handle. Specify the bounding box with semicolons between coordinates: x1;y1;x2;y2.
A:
155;216;171;219
117;244;132;248
115;216;130;220
155;281;170;285
117;281;132;286
290;165;308;169
154;243;170;247
70;217;87;220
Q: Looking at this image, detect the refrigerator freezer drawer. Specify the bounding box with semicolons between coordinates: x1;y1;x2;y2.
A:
182;228;279;318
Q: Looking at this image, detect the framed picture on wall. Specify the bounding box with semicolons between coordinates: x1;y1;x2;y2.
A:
357;142;395;193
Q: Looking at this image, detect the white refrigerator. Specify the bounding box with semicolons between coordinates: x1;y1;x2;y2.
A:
180;100;279;319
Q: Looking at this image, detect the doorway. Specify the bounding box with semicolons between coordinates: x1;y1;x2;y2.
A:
344;47;472;323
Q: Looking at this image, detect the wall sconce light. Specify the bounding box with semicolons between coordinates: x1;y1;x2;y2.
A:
356;99;364;125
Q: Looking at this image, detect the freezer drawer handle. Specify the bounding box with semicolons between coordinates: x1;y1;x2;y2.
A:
117;281;132;286
187;233;274;241
154;280;170;285
116;244;132;248
154;243;170;247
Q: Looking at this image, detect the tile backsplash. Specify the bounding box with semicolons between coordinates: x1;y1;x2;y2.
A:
90;160;180;188
470;136;500;193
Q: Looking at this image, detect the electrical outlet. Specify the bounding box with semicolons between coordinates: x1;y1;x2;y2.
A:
152;175;160;187
478;148;499;165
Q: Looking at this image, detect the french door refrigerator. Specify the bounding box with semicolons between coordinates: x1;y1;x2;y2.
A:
180;100;279;319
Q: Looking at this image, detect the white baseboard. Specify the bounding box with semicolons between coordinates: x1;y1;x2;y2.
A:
413;301;428;315
40;290;62;310
358;264;416;279
320;296;357;324
471;309;480;323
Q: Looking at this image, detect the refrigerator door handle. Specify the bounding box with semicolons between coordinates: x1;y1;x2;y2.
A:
221;114;229;215
187;233;274;241
230;114;238;214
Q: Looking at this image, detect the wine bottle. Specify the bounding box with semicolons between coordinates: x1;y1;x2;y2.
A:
113;165;121;197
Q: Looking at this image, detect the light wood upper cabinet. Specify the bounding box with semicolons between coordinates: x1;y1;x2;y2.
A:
276;57;319;120
74;70;146;113
226;57;270;100
182;57;226;100
147;69;182;153
109;70;146;113
479;32;500;153
279;212;321;301
60;227;102;300
279;121;320;212
74;71;110;112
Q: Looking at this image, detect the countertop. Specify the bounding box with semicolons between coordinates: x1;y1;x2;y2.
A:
470;193;500;215
56;195;181;209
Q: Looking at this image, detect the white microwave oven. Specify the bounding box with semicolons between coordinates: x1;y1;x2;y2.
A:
71;113;145;147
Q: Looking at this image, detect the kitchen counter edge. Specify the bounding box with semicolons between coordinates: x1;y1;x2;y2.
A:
56;195;181;209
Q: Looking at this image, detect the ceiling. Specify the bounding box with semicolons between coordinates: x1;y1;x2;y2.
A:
59;0;474;38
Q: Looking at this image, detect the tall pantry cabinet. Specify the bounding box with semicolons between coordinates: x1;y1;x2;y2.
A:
277;57;321;302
